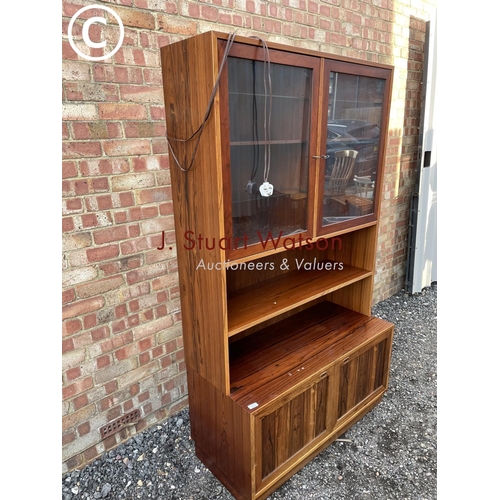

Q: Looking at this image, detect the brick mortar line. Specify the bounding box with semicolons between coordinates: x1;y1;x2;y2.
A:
61;7;407;42
62;361;185;404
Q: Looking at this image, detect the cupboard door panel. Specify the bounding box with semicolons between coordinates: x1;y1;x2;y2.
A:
337;333;391;422
257;374;330;489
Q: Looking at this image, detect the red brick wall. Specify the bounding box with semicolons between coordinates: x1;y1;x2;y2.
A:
373;13;428;301
62;0;436;472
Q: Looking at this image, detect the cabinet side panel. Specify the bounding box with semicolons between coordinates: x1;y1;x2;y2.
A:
348;225;378;271
160;33;229;392
323;226;376;315
329;278;373;315
326;226;377;271
188;370;253;500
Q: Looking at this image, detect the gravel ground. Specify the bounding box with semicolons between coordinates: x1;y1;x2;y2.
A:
62;283;437;500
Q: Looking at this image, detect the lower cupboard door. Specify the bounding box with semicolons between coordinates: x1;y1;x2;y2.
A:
336;330;392;425
255;371;334;491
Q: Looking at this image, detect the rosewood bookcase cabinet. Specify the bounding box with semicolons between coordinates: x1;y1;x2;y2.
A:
160;31;394;500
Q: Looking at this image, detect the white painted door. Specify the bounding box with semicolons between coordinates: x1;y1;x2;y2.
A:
406;12;437;294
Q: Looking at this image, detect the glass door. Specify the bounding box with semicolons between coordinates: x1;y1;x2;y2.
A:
220;43;320;259
318;62;391;235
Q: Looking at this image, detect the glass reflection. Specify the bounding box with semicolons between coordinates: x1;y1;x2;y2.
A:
322;72;384;227
228;57;312;248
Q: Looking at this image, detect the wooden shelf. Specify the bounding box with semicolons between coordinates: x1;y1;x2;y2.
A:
229;301;392;412
227;263;372;337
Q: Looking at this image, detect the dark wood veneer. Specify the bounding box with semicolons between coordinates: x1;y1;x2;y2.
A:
160;31;394;500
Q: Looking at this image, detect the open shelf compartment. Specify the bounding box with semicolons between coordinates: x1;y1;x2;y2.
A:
227;263;371;336
229;300;392;412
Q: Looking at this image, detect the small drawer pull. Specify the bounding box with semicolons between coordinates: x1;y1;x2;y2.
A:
320;371;328;379
342;357;350;365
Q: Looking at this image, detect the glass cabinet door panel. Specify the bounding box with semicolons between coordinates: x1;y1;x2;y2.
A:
227;57;312;250
321;72;385;229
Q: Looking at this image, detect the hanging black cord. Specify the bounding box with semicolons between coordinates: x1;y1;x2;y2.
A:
263;40;272;185
249;36;272;185
166;31;238;172
250;60;259;182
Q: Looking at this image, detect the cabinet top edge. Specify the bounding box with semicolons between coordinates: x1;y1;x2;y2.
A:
168;30;394;72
